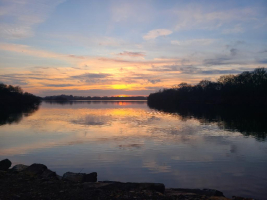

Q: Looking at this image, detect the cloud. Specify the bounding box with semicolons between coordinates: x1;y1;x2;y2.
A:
143;29;172;40
148;65;253;75
230;48;238;56
0;0;65;39
171;39;215;46
203;57;232;66
71;73;111;79
258;59;267;64
110;0;152;23
67;55;85;59
70;73;112;84
147;79;161;84
148;65;180;72
117;51;145;58
0;43;61;58
223;24;244;34
43;84;76;87
200;69;248;75
0;72;65;87
0;43;87;61
172;5;258;32
119;73;163;85
98;57;182;65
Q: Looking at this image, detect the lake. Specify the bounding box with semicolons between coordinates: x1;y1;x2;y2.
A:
0;101;267;199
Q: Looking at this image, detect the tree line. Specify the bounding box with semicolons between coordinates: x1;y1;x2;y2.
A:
0;83;41;109
148;68;267;108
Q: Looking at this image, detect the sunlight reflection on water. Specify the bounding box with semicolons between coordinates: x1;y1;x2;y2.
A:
0;101;266;199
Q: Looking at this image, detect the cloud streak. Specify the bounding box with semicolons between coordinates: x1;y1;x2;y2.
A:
143;29;173;40
117;51;145;58
0;0;65;39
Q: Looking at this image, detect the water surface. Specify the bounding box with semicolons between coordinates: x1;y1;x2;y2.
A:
0;101;266;199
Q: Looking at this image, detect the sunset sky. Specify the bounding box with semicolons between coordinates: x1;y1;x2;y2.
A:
0;0;266;97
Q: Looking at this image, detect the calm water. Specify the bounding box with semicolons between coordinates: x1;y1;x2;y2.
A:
1;101;267;199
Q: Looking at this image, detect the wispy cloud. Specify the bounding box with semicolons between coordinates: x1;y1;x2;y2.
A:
223;24;244;34
117;51;145;58
0;43;87;62
0;0;65;39
230;48;238;56
148;65;254;75
0;43;61;58
43;84;76;87
143;29;173;40
172;5;259;32
70;73;113;84
171;39;215;46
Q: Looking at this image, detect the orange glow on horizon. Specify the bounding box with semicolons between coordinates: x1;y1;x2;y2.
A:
112;84;130;90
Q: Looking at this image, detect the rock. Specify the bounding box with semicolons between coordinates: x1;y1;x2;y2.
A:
203;188;224;197
84;172;97;182
62;172;85;182
129;182;165;194
11;164;29;172
57;175;62;180
0;159;12;171
41;169;58;179
62;172;97;182
166;188;225;197
0;170;7;178
23;164;58;179
99;182;165;194
24;164;47;176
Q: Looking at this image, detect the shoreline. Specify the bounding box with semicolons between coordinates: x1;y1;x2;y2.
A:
0;159;253;200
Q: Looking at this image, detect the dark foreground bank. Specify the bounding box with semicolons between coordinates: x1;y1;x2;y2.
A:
0;159;253;200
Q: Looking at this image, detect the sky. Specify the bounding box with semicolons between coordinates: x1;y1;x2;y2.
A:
0;0;267;97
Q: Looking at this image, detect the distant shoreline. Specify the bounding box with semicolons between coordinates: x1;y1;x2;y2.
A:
42;99;147;101
42;95;147;101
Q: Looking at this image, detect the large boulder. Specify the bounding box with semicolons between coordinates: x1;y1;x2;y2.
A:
24;163;47;176
0;159;11;171
62;172;84;182
23;163;58;179
41;169;58;179
11;164;29;172
62;172;97;182
84;172;97;182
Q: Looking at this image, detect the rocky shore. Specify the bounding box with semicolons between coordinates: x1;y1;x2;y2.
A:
0;159;253;200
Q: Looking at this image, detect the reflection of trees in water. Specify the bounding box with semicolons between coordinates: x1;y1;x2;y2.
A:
148;103;267;141
0;104;40;126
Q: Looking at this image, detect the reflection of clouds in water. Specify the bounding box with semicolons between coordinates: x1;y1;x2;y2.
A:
71;115;111;126
133;116;161;126
118;143;144;150
1;102;267;199
114;114;162;128
143;161;171;173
